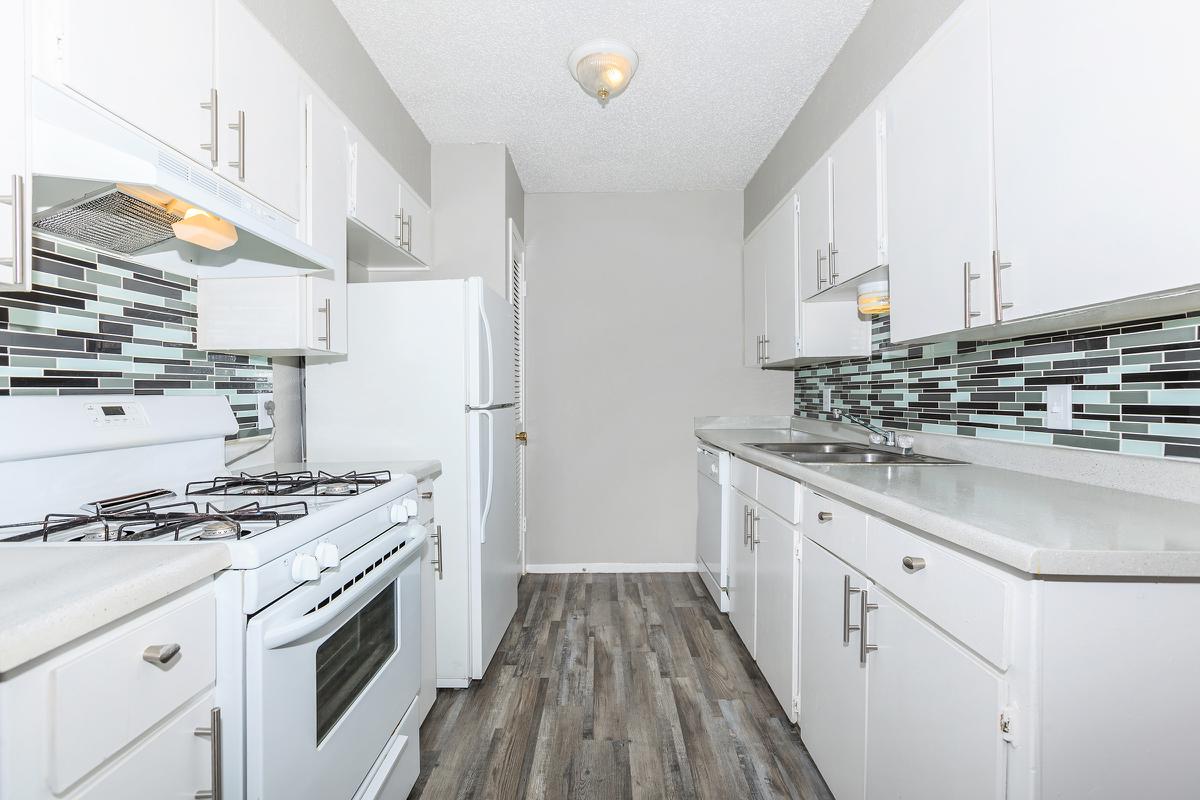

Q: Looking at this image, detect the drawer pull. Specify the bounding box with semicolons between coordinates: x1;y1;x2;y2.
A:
142;643;181;668
842;575;861;644
902;556;927;573
421;491;433;499
860;590;878;664
817;511;834;522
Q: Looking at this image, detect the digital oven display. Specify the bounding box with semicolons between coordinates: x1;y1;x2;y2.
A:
101;406;126;417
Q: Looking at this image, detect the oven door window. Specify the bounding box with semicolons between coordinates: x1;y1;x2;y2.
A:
315;583;397;744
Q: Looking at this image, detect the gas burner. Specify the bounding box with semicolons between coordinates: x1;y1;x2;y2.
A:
78;524;112;543
197;520;240;540
186;470;391;498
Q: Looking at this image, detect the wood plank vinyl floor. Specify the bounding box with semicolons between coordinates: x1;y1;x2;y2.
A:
413;572;833;800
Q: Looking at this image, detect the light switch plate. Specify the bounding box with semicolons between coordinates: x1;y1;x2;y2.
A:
256;393;275;430
822;386;834;412
1045;384;1073;430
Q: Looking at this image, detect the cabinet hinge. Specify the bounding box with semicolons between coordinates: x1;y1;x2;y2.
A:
999;705;1017;745
792;696;801;715
794;195;801;214
794;543;802;560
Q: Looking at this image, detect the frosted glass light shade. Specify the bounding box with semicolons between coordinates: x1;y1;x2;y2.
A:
857;279;890;315
568;40;638;105
172;207;238;251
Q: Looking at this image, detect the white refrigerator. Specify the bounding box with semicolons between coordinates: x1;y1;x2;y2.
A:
306;278;521;686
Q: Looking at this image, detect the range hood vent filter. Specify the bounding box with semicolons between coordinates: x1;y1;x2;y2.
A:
33;187;184;254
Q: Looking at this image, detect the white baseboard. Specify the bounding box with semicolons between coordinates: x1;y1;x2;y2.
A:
524;562;700;574
436;678;470;689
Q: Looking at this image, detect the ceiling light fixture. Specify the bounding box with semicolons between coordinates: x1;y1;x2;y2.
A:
568;39;639;106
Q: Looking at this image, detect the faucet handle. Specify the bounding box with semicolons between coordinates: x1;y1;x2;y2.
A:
869;433;884;446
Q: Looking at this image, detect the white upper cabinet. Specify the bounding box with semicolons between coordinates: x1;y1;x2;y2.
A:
885;0;995;343
347;130;401;244
829;105;886;288
797;159;831;299
990;0;1200;322
398;179;432;267
762;195;799;364
0;0;31;293
214;0;305;220
304;90;348;355
55;0;215;169
742;220;768;367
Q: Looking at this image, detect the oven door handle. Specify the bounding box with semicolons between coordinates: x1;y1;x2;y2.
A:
262;525;426;650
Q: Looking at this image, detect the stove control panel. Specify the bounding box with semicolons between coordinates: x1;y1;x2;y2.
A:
85;401;149;428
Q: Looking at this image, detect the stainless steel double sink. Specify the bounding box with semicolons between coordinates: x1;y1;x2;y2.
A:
746;442;965;465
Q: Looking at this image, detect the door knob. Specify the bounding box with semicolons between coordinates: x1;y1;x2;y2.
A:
515;431;528;443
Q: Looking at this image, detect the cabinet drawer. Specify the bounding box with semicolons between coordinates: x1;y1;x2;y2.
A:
418;478;435;524
804;489;867;569
696;445;721;480
866;517;1010;669
50;590;216;791
73;692;215;800
354;695;421;800
731;456;757;496
757;467;802;524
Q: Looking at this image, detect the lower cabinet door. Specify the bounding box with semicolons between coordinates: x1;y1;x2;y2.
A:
754;508;797;721
726;493;756;655
800;539;868;800
865;589;1007;800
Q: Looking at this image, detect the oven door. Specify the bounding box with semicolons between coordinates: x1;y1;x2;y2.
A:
245;523;424;800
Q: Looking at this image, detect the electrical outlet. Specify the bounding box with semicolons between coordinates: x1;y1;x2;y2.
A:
1045;384;1073;430
256;393;275;430
822;385;834;412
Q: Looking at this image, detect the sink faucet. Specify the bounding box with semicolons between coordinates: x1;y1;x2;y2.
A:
830;409;913;455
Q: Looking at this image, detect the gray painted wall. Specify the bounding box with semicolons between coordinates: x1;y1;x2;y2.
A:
425;143;524;298
744;0;964;232
524;191;794;568
242;0;432;203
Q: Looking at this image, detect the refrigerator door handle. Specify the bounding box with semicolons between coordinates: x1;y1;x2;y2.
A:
479;292;496;408
479;410;494;544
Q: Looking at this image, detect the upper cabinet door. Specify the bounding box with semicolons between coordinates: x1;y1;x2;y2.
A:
348;133;402;244
991;1;1200;322
305;91;347;355
797;158;831;300
762;195;799;364
215;0;304;220
0;0;30;292
830;105;886;287
58;0;214;168
886;0;995;343
399;180;432;266
742;221;768;367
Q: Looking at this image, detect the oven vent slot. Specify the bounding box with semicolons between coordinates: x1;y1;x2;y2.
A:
304;544;403;616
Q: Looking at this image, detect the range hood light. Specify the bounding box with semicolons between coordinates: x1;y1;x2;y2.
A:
172;207;238;251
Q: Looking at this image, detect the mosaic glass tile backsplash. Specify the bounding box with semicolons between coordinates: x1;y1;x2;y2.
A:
0;237;271;438
793;311;1200;460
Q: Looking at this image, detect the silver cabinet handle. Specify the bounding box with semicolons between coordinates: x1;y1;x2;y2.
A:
227;110;245;181
0;174;25;284
962;261;981;327
761;337;770;363
817;511;833;523
860;589;878;664
421;491;433;500
142;642;181;667
200;89;219;166
842;575;861;645
194;706;222;800
394;208;411;248
750;510;760;550
316;298;331;347
743;505;751;546
902;555;926;572
816;249;828;287
992;250;1013;322
431;524;443;579
828;240;839;284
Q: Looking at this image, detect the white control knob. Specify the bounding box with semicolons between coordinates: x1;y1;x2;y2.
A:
314;541;340;569
389;498;418;524
290;553;320;583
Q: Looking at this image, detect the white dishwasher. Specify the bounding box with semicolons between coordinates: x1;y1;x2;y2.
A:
696;443;730;611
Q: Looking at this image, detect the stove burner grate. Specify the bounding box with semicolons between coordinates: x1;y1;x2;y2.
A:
186;469;391;498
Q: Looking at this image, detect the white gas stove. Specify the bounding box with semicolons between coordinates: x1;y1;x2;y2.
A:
0;396;426;800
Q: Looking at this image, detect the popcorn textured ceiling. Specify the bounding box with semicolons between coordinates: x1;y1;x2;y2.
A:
331;0;872;193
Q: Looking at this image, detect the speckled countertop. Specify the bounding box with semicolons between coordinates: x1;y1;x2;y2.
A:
0;544;230;675
696;424;1200;578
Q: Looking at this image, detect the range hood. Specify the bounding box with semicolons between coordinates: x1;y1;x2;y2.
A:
31;80;332;278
